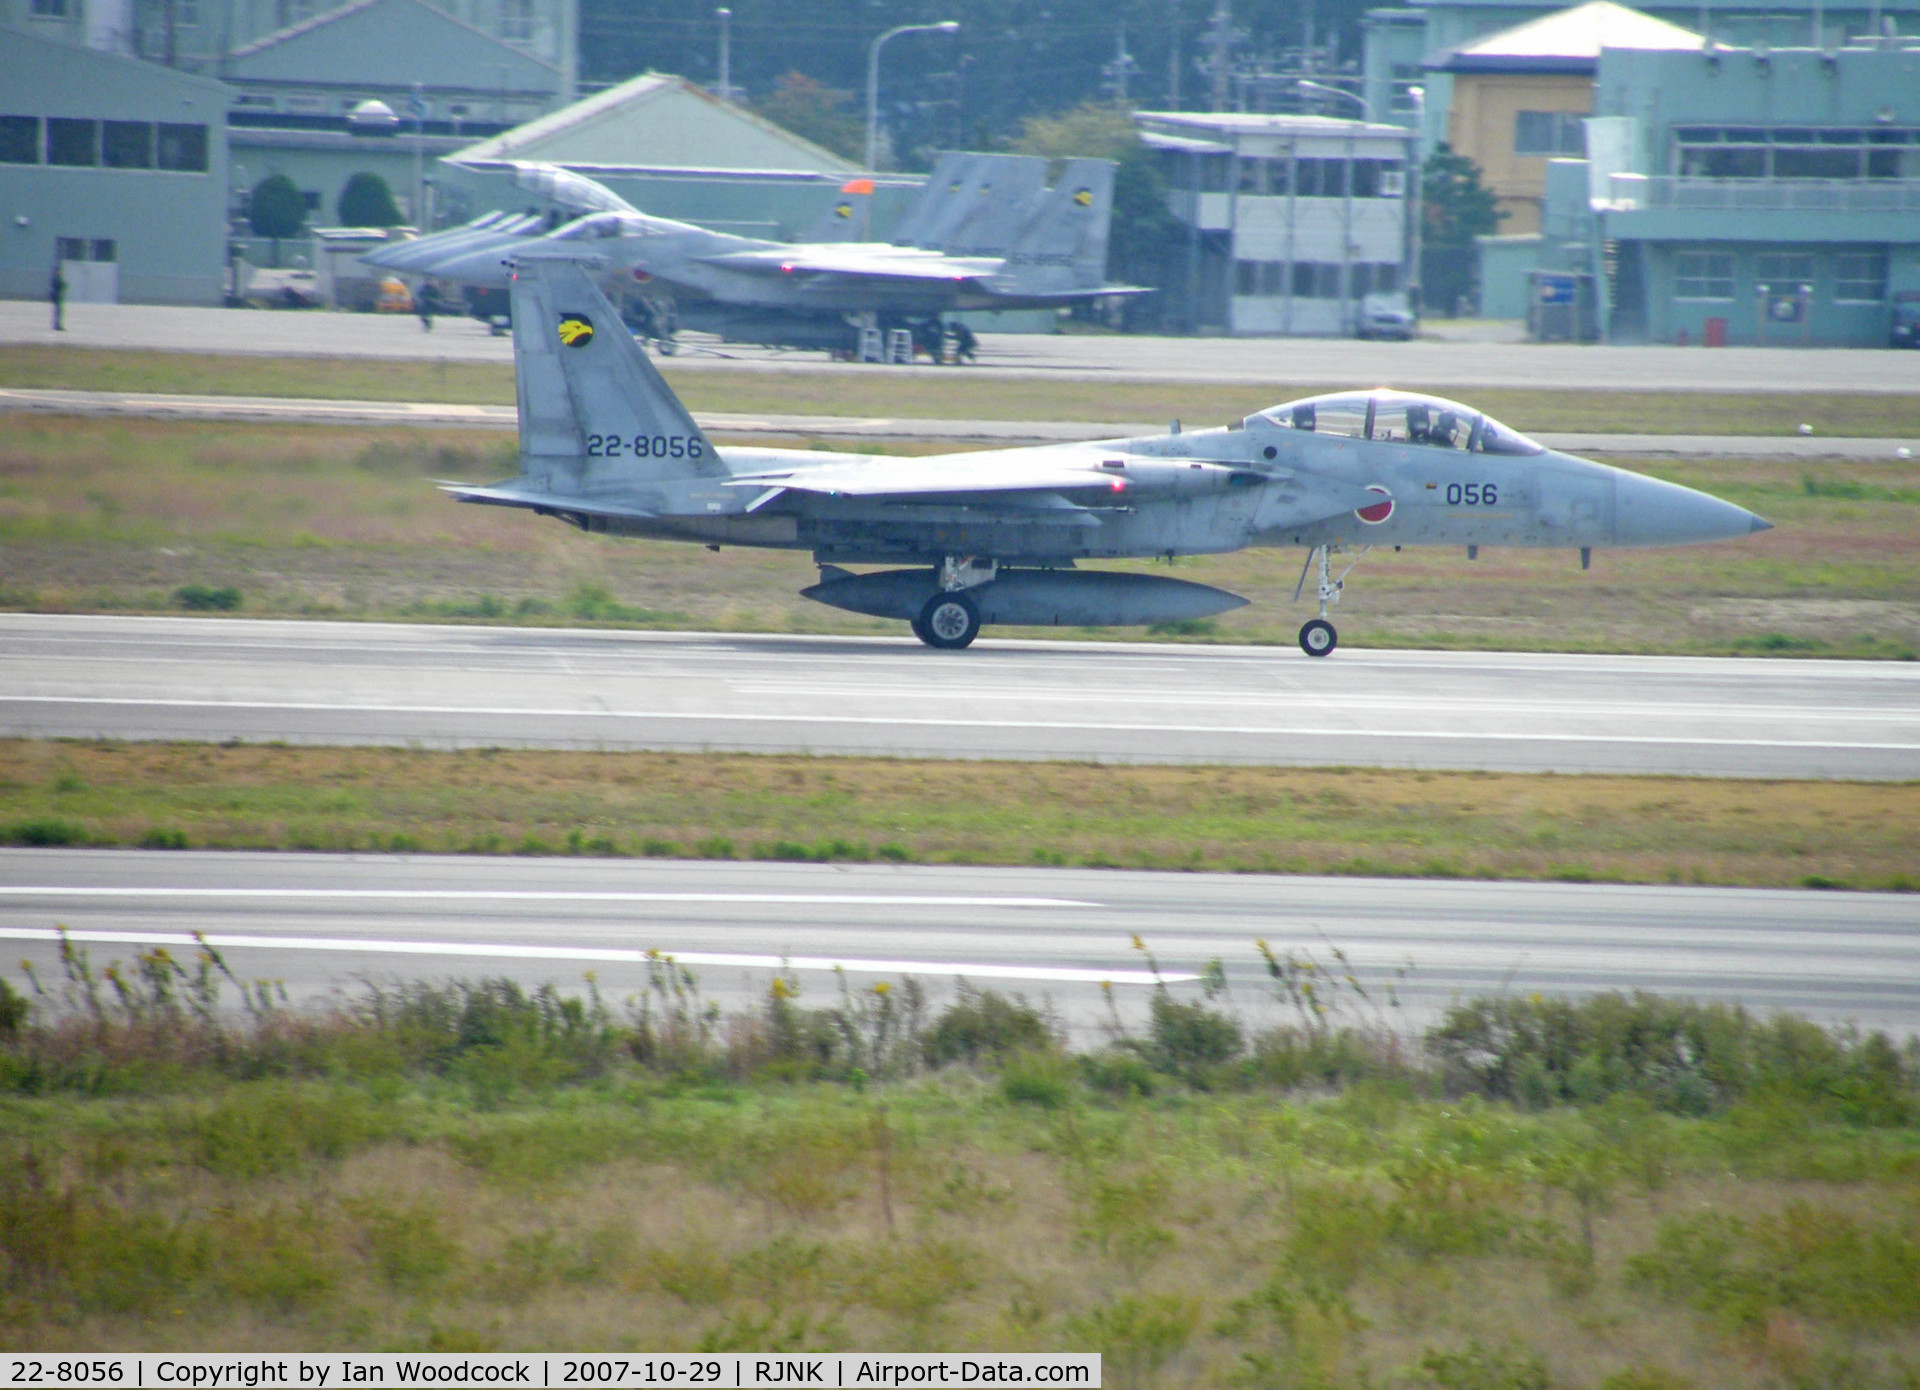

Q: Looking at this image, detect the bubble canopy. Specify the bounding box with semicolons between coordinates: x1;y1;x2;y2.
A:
1250;390;1545;457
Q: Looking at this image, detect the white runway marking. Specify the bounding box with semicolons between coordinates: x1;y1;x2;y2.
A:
0;887;1096;908
0;927;1184;986
1;695;1911;752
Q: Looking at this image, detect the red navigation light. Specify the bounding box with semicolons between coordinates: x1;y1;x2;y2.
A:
1110;479;1127;493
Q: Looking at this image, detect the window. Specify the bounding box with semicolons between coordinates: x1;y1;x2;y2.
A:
1234;261;1286;296
1834;252;1887;303
90;239;116;262
1774;147;1858;179
29;0;70;15
1291;262;1340;298
156;122;207;171
1514;111;1585;157
46;117;97;166
56;237;86;262
175;0;198;24
1673;250;1734;300
501;0;533;41
1755;253;1815;291
102;120;153;169
302;190;321;210
0;115;38;164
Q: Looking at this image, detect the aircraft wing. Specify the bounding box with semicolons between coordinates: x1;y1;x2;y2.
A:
696;247;1003;283
726;454;1119;500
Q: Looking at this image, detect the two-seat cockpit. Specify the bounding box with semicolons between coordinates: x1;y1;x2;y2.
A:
1249;390;1545;457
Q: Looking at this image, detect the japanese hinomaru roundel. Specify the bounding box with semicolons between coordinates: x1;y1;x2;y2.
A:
447;255;1772;656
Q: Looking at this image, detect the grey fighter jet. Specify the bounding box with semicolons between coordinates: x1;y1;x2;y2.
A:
429;158;1144;355
450;256;1771;655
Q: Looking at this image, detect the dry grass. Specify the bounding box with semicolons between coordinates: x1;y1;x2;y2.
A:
2;418;1916;657
4;1076;1917;1386
4;740;1916;889
5;343;1920;435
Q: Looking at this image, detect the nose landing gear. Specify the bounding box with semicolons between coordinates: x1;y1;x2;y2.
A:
1293;544;1369;657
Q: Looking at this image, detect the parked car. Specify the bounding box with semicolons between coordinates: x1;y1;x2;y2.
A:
1892;291;1920;349
1357;291;1417;341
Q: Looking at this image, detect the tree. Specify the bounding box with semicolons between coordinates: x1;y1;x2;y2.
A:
248;173;306;265
1420;143;1505;317
337;171;402;227
1011;101;1186;330
754;72;863;164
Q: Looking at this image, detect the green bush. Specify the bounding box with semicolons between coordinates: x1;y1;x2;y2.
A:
1145;991;1242;1073
1426;992;1918;1123
923;986;1053;1067
172;584;242;611
337;171;402;227
6;817;83;846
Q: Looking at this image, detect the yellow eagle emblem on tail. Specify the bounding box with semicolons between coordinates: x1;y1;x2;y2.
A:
1073;188;1094;207
557;315;594;347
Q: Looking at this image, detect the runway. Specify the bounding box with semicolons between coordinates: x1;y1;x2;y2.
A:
4;614;1917;779
2;385;1912;459
3;850;1914;1033
6;299;1918;393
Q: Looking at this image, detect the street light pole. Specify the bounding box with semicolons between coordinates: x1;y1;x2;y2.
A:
865;19;959;172
715;7;733;104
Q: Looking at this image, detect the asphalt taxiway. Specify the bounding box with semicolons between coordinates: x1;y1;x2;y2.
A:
6;299;1918;393
3;850;1913;1033
4;614;1916;780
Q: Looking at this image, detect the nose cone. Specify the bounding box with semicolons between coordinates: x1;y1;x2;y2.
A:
1612;469;1769;547
423;245;515;289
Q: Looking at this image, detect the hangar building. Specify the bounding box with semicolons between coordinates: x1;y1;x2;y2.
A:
0;25;228;303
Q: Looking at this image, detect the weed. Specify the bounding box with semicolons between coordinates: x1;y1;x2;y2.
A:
922;987;1053;1067
1001;1050;1075;1109
1403;1340;1553;1389
172;584;242;611
6;818;84;846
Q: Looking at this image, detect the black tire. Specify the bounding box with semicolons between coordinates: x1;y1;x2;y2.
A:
909;612;932;644
1299;618;1338;657
917;592;981;649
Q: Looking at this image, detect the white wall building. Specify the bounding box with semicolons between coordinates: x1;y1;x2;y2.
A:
1136;111;1415;336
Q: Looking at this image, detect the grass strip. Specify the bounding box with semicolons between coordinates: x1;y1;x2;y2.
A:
5;343;1920;436
4;740;1915;890
1;960;1915;1379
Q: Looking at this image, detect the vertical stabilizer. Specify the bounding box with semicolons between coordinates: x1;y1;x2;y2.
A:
1002;158;1116;291
937;154;1050;258
509;253;724;497
799;177;877;242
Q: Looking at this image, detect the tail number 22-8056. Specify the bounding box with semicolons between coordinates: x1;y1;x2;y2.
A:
585;434;704;459
1446;482;1498;505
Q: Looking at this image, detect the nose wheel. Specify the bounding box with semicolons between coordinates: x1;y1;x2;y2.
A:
1299;618;1338;657
1292;544;1368;658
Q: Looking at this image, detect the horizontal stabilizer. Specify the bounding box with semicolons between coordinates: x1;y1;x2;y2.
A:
440;481;654;521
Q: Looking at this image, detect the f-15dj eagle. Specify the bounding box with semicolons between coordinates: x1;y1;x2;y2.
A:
450;255;1771;655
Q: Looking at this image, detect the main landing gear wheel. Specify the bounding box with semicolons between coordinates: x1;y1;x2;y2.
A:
917;592;981;649
1299;618;1338;657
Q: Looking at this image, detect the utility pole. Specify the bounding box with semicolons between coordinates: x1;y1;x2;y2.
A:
1167;1;1182;109
1207;0;1231;112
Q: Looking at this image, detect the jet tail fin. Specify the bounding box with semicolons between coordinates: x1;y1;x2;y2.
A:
499;252;725;505
924;154;1049;258
1000;158;1116;292
800;177;877;242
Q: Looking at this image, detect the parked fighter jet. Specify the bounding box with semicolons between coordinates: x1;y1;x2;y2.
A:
450;256;1770;654
429;157;1144;355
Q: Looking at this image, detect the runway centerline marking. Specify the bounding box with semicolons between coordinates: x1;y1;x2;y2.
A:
0;887;1097;908
0;927;1181;986
3;695;1912;751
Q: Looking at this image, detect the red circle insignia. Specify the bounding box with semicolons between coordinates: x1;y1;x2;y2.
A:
1356;485;1394;524
632;268;653;283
